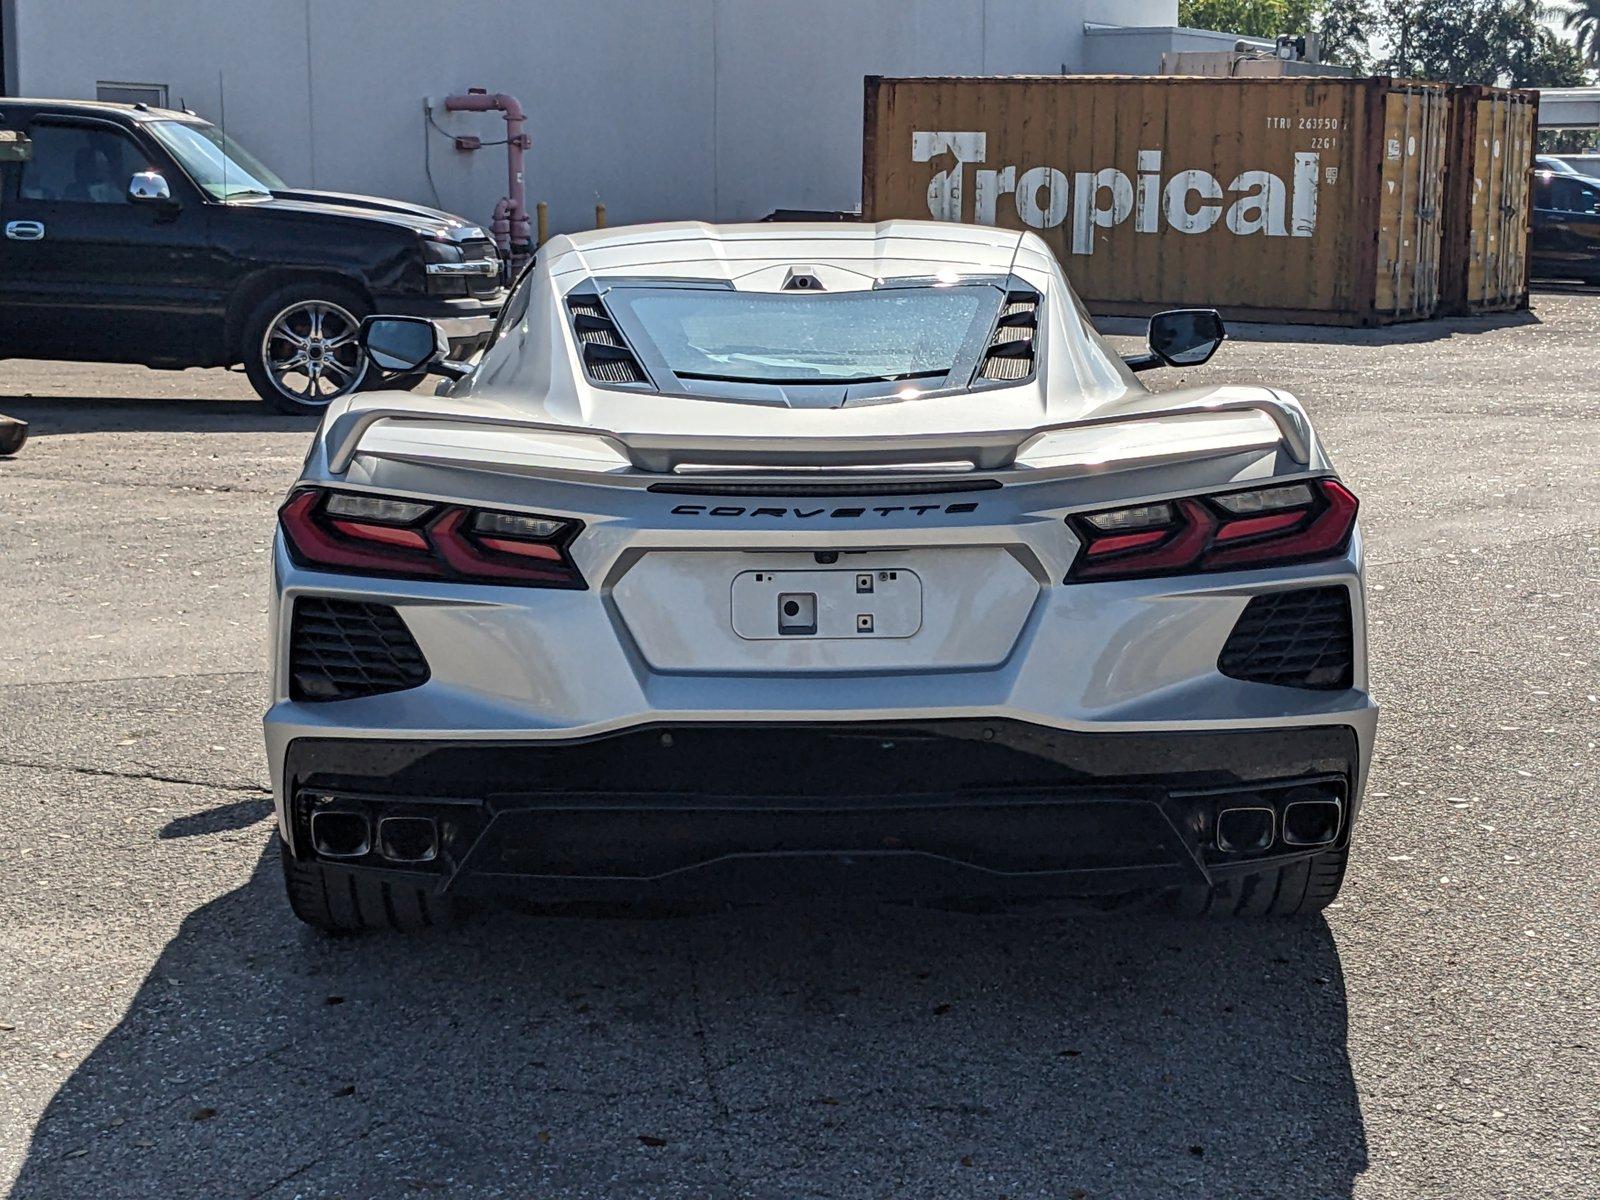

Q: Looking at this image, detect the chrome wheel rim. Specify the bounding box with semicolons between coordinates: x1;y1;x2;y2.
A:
262;300;367;405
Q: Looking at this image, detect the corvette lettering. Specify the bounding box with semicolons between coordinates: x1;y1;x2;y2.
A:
670;503;979;518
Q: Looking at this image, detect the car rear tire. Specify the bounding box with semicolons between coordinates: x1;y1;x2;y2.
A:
1166;846;1349;918
243;283;371;416
279;841;456;934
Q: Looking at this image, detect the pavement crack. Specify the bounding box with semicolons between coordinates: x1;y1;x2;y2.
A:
0;669;265;690
2;472;283;496
241;1118;389;1200
686;943;731;1126
0;756;269;795
684;943;743;1192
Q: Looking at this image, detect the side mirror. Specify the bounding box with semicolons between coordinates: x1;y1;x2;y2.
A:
128;171;172;203
1126;308;1226;373
359;315;470;380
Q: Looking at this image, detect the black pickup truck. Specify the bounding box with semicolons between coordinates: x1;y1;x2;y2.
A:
0;98;505;413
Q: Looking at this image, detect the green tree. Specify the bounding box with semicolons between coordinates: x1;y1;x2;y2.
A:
1316;0;1377;71
1559;0;1600;65
1183;0;1590;82
1366;0;1585;85
1177;0;1319;38
1515;26;1589;85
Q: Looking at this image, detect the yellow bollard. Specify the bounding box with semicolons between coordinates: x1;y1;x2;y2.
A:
595;202;607;229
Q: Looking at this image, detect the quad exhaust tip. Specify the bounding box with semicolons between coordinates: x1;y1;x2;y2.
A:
309;810;371;859
1282;798;1343;847
1215;806;1275;854
377;815;440;864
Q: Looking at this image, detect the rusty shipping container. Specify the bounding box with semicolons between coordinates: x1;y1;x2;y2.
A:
862;75;1453;325
1440;84;1538;315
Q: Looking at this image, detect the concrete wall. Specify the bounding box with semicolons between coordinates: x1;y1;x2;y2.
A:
8;0;1175;234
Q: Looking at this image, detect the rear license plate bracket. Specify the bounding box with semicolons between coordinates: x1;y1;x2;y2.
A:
731;568;922;640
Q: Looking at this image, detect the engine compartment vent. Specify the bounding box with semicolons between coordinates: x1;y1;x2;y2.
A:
978;290;1039;382
1219;586;1354;691
567;296;650;386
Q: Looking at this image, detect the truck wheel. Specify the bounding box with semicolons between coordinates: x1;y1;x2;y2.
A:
279;842;455;934
243;284;370;415
1166;846;1349;918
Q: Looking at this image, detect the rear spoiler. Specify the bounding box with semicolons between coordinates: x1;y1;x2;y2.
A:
324;393;1311;476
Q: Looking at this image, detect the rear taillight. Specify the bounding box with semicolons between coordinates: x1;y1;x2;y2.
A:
280;488;585;588
1067;478;1357;582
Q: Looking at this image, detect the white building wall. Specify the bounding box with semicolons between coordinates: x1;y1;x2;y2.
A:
9;0;1175;235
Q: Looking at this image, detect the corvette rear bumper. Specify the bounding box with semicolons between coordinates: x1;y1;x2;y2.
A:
278;721;1362;902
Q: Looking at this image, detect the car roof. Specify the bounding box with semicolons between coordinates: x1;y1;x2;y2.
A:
0;97;200;124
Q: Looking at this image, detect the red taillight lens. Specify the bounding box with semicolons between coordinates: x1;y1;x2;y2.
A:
279;488;585;589
1067;478;1358;582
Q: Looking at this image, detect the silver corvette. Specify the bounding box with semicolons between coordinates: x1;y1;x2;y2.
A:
265;220;1375;931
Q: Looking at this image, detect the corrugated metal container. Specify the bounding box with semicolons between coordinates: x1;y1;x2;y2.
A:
861;75;1453;325
1441;84;1538;315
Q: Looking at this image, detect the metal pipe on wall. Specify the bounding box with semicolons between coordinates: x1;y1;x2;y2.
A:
444;88;533;273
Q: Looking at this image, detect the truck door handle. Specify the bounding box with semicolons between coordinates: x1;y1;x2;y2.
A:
4;221;44;241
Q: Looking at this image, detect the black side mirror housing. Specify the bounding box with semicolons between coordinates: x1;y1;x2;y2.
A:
1126;308;1226;373
359;315;470;380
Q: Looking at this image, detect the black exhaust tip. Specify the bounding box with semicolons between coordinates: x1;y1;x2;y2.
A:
1216;806;1275;854
310;810;371;859
377;815;439;864
1282;799;1342;847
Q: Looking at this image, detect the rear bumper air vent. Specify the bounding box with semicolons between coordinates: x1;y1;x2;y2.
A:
1218;586;1354;690
289;597;431;702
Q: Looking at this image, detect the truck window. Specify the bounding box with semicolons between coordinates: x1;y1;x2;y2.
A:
19;124;146;204
1540;176;1600;216
0;130;25;210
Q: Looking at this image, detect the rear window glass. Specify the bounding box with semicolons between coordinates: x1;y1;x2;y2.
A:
605;285;998;385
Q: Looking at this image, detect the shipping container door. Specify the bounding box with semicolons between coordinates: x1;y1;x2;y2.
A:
1466;93;1535;310
1493;96;1535;307
1467;95;1502;309
1375;87;1448;318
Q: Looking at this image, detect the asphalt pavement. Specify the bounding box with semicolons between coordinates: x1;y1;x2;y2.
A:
0;295;1595;1199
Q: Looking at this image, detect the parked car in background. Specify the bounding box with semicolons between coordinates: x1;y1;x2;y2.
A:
0;98;504;413
1530;168;1600;284
1536;154;1581;175
1545;153;1600;178
266;220;1373;932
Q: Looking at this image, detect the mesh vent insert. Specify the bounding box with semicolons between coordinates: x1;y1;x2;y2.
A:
1219;586;1354;691
979;291;1039;382
567;296;649;386
290;598;431;702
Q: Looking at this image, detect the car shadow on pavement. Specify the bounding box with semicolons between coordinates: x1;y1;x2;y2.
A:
0;395;311;438
1096;307;1538;347
9;842;1368;1199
